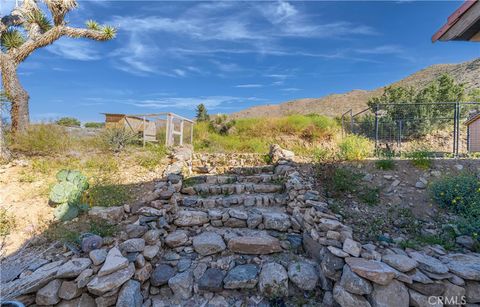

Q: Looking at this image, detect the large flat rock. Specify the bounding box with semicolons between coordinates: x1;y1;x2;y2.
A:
228;235;282;254
345;257;396;286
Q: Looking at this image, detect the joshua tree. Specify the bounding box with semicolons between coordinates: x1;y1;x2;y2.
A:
196;103;210;122
0;0;116;134
0;90;10;160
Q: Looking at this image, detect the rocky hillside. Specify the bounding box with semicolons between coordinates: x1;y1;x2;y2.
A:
232;57;480;118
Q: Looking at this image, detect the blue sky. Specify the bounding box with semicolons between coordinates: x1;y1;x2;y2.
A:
1;0;480;122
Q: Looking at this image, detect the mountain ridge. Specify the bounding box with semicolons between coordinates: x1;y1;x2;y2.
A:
231;58;480;118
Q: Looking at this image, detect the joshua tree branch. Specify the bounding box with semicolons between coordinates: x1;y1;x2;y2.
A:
12;26;111;63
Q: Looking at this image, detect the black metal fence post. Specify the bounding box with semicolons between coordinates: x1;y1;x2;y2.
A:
453;103;457;155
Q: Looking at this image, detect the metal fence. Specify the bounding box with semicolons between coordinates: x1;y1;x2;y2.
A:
341;102;480;156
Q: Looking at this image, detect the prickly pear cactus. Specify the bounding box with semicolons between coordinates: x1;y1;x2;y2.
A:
50;170;90;221
49;181;78;204
53;203;79;221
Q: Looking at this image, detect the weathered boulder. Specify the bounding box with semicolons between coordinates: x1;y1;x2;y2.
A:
88;206;124;222
339;265;372;295
343;238;362;257
465;281;480;303
168;270;194;300
223;264;259;289
408;289;442;307
442;254;480;281
262;212;291;232
89;249;107;266
228;235;282;254
407;251;449;274
259;262;289;298
57;293;96;307
143;245;160;260
58;280;82;300
198;268;226;292
192;232;226;256
321;250;345;280
150;264;176;287
119;238;145;253
269;144;295;163
442;280;466;307
98;247;128;277
368;280;408;307
333;284;372;307
165;230;189;247
407;281;445;296
36;279;62;305
381;254;418;273
345;258;396;285
56;258;92;278
174;210;209;226
116;279;142;307
126;224;148;238
87;263;135;296
287;262;318;291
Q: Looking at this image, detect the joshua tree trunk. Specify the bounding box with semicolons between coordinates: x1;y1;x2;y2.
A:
0;55;29;133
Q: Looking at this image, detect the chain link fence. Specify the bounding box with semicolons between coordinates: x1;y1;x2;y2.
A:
342;102;480;156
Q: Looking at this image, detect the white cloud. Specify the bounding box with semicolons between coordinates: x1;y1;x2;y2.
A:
354;45;405;55
108;1;378;75
281;87;301;92
125;96;263;110
47;38;100;61
235;84;263;88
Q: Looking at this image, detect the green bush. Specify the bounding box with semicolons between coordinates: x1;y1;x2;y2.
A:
375;159;395;170
56;117;81;127
100;127;138;152
84;122;105;128
330;168;362;193
11;124;71;155
0;208;15;238
338;135;373;160
86;183;131;207
407;150;433;169
430;173;480;241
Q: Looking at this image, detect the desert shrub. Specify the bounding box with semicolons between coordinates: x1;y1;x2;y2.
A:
431;174;479;215
11;124;71;155
430;173;480;241
89;221;117;237
375;158;395;170
100;127;138;152
86;183;131;207
329;168;362;193
312;147;337;162
359;187;380;206
136;144;168;170
407;150;433;169
0;208;15;238
56;117;81;127
49;170;90;221
84;122;104;128
338;135;373;160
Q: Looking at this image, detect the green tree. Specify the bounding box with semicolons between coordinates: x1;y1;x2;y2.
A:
365;73;468;138
196;104;210;122
1;1;116;134
56;117;80;127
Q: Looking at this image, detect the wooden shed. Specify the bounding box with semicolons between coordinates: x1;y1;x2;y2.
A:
103;113;157;142
466;113;480;152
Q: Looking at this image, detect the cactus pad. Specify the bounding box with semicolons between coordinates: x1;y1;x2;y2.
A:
53;203;79;221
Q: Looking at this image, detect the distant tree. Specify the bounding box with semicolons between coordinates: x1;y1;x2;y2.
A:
365;73;467;138
468;88;480;102
84;122;104;128
196;104;210;122
56;116;80;127
0;0;116;134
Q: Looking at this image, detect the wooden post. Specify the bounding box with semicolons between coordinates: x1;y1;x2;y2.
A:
190;122;194;145
180;120;184;146
142;116;146;147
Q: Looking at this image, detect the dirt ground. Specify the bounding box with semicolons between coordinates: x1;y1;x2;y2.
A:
0;153;168;258
317;158;480;246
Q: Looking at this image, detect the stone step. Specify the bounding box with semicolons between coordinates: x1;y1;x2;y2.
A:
173;208;295;232
181;183;284;196
226;165;275;176
179;193;287;208
183;173;284;186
